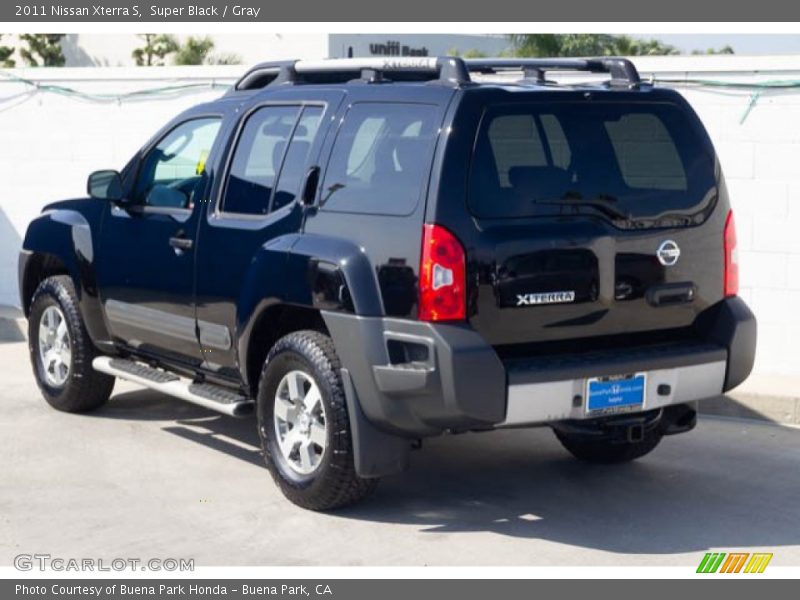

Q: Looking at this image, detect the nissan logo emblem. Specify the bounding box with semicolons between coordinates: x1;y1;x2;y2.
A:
656;240;681;266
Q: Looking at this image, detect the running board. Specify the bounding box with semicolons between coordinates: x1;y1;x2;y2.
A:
92;356;254;417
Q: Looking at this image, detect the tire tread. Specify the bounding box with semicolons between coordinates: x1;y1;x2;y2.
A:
28;275;114;412
258;330;377;511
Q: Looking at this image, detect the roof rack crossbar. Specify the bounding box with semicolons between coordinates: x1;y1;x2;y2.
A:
294;57;470;85
464;57;641;88
232;57;471;90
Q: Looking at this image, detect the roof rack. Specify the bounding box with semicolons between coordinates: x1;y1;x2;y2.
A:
231;56;641;92
464;58;641;88
233;60;299;90
233;57;470;91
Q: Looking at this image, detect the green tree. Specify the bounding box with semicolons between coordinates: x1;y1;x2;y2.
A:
206;52;243;65
131;34;179;66
692;45;735;55
447;47;489;59
0;34;15;68
19;34;65;66
508;34;679;57
174;36;215;66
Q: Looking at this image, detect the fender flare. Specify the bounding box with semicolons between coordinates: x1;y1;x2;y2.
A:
20;208;111;346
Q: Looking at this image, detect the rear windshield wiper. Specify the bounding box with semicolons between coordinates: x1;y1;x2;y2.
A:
532;194;631;221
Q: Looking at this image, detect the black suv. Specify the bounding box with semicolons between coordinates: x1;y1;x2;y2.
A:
19;57;756;510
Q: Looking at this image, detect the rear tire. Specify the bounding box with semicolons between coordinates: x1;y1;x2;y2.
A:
28;275;115;412
257;330;378;511
554;428;663;464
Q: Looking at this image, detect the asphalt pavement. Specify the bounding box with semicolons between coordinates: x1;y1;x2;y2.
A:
2;332;799;567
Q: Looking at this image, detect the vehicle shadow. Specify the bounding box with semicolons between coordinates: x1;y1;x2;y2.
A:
344;421;800;555
95;388;800;556
93;388;263;466
0;318;25;343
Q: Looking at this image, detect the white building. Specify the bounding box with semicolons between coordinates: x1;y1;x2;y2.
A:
1;33;511;67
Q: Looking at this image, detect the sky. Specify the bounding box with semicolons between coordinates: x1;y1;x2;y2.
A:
637;34;800;55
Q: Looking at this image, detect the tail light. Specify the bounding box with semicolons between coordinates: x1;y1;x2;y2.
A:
724;210;739;297
419;224;466;321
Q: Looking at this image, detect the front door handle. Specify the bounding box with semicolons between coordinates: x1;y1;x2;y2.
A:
169;233;193;253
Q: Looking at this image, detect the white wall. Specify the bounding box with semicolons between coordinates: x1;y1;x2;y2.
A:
0;55;798;376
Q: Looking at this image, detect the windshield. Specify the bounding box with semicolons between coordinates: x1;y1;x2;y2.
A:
468;101;717;220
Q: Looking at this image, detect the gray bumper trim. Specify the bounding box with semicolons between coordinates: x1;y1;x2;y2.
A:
499;360;726;427
321;311;506;437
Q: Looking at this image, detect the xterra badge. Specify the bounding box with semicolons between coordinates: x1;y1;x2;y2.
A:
516;291;576;306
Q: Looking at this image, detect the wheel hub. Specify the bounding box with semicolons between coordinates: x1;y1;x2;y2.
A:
297;411;312;435
38;306;71;388
273;370;328;476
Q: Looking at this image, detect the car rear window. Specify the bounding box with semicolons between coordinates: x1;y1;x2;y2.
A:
469;101;716;220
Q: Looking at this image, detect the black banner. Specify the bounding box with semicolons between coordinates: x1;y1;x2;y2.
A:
4;580;795;600
3;0;800;22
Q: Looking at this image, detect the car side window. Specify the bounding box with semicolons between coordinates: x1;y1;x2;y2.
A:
134;118;221;209
320;102;439;216
271;106;324;212
221;105;300;216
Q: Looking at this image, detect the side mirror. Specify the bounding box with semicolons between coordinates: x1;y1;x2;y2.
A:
301;166;321;206
87;170;123;201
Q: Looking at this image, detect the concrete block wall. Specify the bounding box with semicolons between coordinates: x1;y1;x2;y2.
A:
1;56;799;376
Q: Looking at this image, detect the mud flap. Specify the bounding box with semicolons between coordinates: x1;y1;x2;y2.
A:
341;367;410;478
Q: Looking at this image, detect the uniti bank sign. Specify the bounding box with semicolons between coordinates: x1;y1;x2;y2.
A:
368;40;429;57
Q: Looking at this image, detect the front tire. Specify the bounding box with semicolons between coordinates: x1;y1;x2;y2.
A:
28;275;115;412
554;428;663;464
257;330;378;511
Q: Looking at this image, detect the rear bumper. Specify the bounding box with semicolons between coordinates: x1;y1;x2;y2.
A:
321;296;757;438
501;357;725;427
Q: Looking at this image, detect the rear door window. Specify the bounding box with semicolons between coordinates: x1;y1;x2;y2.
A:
469;102;715;220
222;105;300;216
320;102;439;216
272;106;324;212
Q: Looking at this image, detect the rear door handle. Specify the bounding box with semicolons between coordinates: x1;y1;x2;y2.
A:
169;235;193;252
646;282;695;307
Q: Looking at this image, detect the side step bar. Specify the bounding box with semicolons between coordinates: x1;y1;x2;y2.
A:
92;356;254;417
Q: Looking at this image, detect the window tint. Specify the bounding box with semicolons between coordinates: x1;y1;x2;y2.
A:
272;106;324;211
134;118;221;209
486;113;571;189
541;114;571;169
469;102;714;220
222;105;299;216
605;114;687;190
321;103;438;216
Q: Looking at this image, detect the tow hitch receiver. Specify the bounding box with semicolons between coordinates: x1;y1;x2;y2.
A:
627;423;645;443
552;403;698;443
